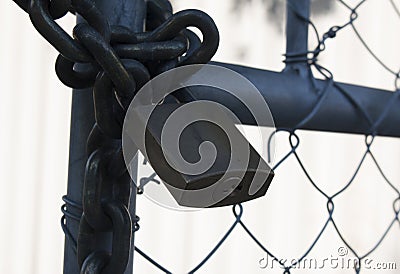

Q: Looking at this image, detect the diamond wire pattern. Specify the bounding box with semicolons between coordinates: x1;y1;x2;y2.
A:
59;1;400;273
134;1;400;273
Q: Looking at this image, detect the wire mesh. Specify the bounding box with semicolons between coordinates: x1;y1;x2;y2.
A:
61;0;400;273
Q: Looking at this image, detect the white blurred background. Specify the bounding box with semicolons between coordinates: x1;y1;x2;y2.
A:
1;0;399;273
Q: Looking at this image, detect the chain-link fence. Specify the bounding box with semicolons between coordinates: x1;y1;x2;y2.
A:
130;1;400;273
6;0;400;273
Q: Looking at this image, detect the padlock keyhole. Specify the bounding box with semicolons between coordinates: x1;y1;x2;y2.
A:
226;182;244;198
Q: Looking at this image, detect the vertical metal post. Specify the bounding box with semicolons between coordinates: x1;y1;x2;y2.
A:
63;83;94;274
63;1;145;273
284;0;310;74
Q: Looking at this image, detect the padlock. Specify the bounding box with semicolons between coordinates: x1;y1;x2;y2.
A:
127;101;274;208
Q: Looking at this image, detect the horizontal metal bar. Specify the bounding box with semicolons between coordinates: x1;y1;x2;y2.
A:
179;62;400;138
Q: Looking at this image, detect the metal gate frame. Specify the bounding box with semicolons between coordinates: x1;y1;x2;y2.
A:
9;0;400;273
63;0;400;272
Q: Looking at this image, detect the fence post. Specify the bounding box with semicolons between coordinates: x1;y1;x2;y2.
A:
284;0;310;74
63;1;145;273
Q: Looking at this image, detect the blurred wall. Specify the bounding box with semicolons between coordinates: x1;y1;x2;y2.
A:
1;0;399;273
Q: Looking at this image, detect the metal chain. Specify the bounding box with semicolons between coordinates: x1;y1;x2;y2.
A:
12;0;219;273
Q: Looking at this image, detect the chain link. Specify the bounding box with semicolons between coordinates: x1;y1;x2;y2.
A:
12;0;219;272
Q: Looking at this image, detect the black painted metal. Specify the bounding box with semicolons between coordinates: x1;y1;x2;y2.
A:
9;0;400;272
167;0;400;139
63;1;145;274
63;84;95;274
181;61;400;138
284;0;310;74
